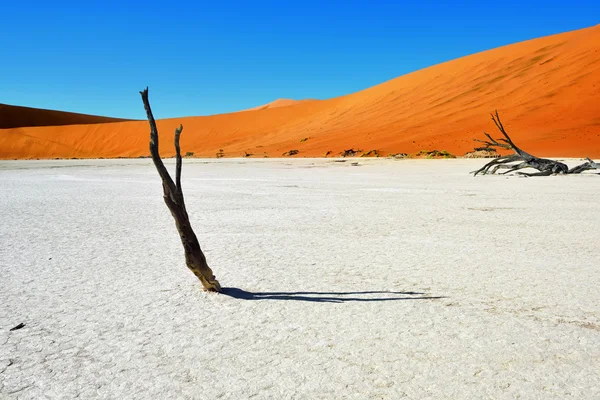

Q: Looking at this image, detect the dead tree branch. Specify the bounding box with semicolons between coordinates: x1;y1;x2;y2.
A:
473;111;569;176
174;125;183;192
568;158;599;174
140;87;222;292
473;132;512;151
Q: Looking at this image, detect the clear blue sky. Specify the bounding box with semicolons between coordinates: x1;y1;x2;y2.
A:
1;0;598;119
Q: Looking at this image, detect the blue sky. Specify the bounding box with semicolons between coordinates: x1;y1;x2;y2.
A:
1;1;598;119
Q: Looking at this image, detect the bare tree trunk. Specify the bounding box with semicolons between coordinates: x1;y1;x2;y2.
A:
140;87;222;292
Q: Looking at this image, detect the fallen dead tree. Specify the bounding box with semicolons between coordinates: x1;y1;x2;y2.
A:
140;87;222;292
568;158;599;174
473;111;598;176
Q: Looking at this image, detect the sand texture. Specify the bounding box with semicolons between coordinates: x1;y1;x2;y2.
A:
240;99;317;112
1;25;600;160
1;158;599;399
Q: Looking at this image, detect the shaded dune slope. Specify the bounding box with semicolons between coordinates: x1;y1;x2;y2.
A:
1;25;599;159
0;104;131;129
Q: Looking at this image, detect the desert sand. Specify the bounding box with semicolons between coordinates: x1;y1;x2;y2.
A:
0;104;131;130
1;25;599;160
240;98;317;112
1;158;599;399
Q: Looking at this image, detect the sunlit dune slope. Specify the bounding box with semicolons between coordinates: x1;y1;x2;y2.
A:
0;103;131;129
1;24;599;159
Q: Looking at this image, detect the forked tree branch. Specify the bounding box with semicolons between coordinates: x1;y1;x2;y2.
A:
473;132;512;150
140;87;222;292
140;87;177;196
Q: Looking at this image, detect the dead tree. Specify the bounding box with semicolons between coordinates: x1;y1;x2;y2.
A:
473;111;569;176
568;158;599;174
140;87;222;292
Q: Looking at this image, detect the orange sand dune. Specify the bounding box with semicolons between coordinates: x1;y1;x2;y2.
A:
241;98;319;112
1;25;599;160
0;103;131;129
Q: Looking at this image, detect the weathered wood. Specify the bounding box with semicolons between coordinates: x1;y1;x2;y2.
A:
473;132;512;151
140;87;221;292
472;154;522;176
568;158;599;174
174;125;183;192
473;111;569;176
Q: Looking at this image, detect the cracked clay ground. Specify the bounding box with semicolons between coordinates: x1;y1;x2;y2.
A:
1;158;599;399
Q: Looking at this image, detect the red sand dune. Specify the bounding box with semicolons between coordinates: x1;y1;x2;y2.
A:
0;103;131;129
1;25;599;159
241;98;318;112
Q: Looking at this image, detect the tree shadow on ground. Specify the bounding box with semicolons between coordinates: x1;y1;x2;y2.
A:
221;288;446;303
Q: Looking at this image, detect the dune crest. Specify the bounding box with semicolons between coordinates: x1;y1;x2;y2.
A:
0;103;131;129
241;98;318;112
1;24;599;159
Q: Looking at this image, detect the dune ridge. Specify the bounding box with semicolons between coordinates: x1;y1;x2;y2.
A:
1;24;599;159
240;98;319;112
0;103;131;129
